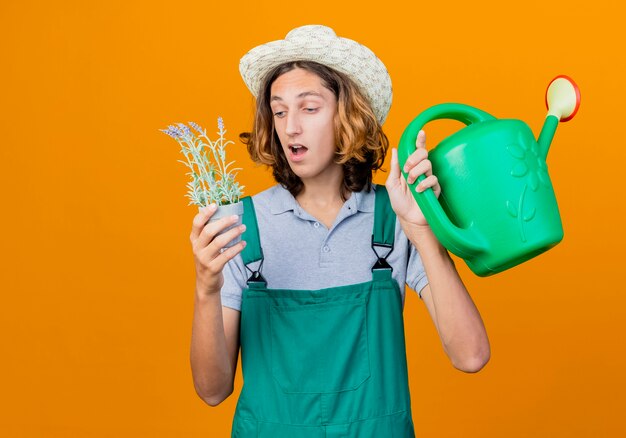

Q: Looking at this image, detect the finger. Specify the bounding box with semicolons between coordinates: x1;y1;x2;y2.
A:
200;224;247;265
402;148;428;175
407;159;432;185
210;222;247;253
415;174;440;195
195;214;241;250
388;148;400;181
385;148;401;191
415;130;427;149
190;203;217;241
208;240;248;273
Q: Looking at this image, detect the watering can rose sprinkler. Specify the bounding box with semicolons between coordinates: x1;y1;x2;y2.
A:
398;75;581;276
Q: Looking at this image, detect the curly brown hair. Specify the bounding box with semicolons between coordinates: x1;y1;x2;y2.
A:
239;60;389;201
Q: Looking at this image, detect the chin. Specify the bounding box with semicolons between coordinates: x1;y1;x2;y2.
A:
287;164;313;179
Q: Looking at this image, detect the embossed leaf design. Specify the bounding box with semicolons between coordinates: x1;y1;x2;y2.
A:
528;172;539;191
523;207;536;222
507;144;526;159
531;142;540;156
506;200;518;217
511;161;529;177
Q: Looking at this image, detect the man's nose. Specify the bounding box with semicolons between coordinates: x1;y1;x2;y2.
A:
285;111;302;137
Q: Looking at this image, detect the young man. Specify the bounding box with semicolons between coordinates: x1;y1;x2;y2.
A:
190;25;490;437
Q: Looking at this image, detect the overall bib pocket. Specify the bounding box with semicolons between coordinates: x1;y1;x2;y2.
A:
269;296;370;394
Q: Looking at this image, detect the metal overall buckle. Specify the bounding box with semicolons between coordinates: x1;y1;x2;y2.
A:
371;235;393;272
245;259;267;286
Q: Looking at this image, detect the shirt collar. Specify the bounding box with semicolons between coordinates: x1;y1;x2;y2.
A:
270;183;376;215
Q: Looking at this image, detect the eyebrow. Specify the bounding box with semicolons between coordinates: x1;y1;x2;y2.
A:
270;91;325;103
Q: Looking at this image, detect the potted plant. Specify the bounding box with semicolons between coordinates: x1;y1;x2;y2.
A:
161;117;245;248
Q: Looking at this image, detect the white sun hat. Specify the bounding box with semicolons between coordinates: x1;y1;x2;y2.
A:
239;24;393;125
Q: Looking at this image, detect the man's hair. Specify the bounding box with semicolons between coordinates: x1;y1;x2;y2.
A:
239;60;389;200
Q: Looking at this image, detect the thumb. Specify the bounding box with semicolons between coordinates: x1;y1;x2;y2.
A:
388;148;400;181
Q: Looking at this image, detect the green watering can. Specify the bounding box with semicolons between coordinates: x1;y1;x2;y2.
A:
398;75;581;276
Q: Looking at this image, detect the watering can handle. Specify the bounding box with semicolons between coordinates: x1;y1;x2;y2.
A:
398;103;494;258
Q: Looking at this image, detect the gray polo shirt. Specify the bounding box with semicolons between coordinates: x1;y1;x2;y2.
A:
221;184;429;311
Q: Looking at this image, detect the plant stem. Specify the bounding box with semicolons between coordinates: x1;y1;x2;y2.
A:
188;136;212;206
178;139;205;205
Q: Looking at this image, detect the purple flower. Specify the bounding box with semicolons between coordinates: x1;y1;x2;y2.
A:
188;121;204;135
168;124;185;137
217;116;224;132
176;123;191;137
160;126;181;139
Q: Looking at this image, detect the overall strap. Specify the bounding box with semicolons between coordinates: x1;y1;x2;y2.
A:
240;196;266;286
371;184;396;274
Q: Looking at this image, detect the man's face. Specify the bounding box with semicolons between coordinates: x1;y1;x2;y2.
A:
269;68;341;183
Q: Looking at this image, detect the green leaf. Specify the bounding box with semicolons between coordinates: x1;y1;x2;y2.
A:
523;207;536;222
506;200;518;217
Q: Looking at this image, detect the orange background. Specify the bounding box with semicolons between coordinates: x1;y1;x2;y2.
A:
1;0;624;436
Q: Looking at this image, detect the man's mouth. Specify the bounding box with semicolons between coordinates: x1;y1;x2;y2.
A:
289;144;308;156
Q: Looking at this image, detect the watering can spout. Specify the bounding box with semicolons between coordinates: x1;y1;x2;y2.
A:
537;115;559;160
538;75;581;159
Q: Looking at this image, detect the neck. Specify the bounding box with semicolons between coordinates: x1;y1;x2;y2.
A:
296;166;347;207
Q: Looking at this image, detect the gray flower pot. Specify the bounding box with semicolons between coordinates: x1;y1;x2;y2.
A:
201;201;244;249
